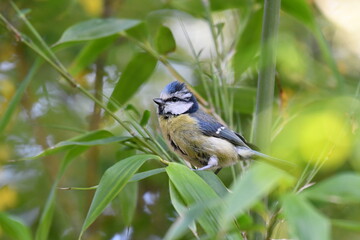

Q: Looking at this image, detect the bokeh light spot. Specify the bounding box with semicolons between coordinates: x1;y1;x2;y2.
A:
299;111;352;169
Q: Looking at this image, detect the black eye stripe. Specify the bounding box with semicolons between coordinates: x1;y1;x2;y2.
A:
165;97;186;102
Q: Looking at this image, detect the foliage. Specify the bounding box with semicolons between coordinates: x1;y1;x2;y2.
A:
1;0;360;239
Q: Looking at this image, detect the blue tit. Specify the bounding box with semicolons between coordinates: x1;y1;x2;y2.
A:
153;81;291;171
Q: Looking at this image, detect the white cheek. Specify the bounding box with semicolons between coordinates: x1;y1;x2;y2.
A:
164;102;193;114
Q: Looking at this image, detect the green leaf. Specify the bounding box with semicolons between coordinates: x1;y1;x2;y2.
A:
23;130;115;160
57;136;130;147
164;201;203;240
155;25;176;55
331;219;360;232
232;87;257;114
222;163;288;228
107;52;157;111
79;154;159;238
129;168;166;182
125;21;149;42
195;171;229;197
140;110;151;127
69;35;118;76
303;173;360;204
35;147;87;240
282;0;315;30
0;59;41;134
0;212;32;240
35;185;56;240
59;169;166;192
233;7;263;79
169;181;187;215
282;193;331;240
168;181;198;238
210;0;248;11
168;0;205;17
166;163;241;238
115;147;137;161
119;182;138;226
166;163;220;236
55;18;141;45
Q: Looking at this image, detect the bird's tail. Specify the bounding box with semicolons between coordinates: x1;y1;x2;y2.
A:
251;150;297;172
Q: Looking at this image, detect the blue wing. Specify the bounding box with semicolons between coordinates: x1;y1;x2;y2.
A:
191;111;249;147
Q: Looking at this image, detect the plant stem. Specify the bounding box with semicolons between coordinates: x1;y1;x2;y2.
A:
251;1;281;239
251;0;281;152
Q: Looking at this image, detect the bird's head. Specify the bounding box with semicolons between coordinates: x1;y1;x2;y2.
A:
153;81;199;116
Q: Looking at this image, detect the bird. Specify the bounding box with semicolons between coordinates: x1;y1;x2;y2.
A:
153;81;293;172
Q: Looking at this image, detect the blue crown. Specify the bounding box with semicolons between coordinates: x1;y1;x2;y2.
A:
163;81;185;94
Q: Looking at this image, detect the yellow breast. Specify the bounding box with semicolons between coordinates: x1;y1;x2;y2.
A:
159;115;239;168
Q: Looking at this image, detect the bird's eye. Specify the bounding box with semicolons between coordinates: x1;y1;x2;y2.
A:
171;97;179;102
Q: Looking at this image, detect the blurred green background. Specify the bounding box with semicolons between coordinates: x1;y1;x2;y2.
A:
1;0;360;239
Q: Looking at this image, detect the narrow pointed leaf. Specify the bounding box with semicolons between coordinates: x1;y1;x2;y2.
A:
129;168;166;182
58;168;166;192
119;182;138;226
222;163;288;227
0;212;32;240
195;171;229;197
79;154;159;238
23;130;114;160
303;173;360;204
166;163;242;238
69;35;118;76
35;185;56;240
164;201;203;240
107;52;157;111
0;59;40;134
57;136;130;147
166;163;220;236
36;147;86;240
169;181;187;217
55;18;140;45
168;181;198;238
331;219;360;232
282;193;331;240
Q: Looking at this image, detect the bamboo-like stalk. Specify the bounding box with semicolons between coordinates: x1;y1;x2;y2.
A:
251;0;281;152
251;1;281;240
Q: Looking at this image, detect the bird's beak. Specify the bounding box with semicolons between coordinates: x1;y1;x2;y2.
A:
153;98;164;105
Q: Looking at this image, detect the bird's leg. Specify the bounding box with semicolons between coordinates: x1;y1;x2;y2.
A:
196;155;219;171
214;168;222;175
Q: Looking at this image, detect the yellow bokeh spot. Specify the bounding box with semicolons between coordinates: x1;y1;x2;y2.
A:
272;97;357;171
78;0;103;16
0;79;16;101
0;144;11;163
0;186;18;211
0;43;15;61
298;111;352;170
